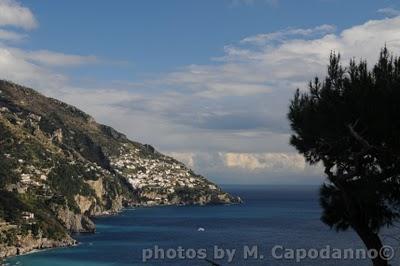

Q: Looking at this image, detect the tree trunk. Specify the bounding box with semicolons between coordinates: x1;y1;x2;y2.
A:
353;226;388;266
331;180;389;266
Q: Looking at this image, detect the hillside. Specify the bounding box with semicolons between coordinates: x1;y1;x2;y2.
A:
0;80;239;258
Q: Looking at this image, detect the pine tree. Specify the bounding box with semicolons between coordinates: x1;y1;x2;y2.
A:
288;47;400;266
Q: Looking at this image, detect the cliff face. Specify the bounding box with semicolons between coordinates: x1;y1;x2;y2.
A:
0;80;239;259
0;231;76;259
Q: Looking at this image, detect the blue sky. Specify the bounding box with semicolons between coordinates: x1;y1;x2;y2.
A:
20;0;391;79
1;0;400;184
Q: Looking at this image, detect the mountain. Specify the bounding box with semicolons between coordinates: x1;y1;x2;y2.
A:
0;80;239;259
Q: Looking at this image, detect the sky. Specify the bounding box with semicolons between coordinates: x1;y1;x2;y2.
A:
0;0;400;185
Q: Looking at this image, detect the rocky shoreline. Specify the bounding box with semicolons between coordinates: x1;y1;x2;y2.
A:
0;81;241;263
0;233;76;261
0;203;122;262
0;199;242;263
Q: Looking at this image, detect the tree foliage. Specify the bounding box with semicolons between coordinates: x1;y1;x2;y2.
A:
288;47;400;265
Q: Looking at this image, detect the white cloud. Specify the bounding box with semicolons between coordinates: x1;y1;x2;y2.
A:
223;152;306;171
0;45;103;91
240;24;336;45
0;29;26;41
167;152;196;168
164;64;272;98
0;48;66;90
58;87;142;108
163;16;400;102
377;7;400;18
162;151;322;184
0;1;37;47
22;50;98;67
118;16;400;183
62;16;400;183
0;0;37;29
0;0;96;90
2;12;400;184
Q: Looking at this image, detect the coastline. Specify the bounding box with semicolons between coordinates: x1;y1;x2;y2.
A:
1;240;78;263
1;199;241;263
0;80;240;264
0;235;77;264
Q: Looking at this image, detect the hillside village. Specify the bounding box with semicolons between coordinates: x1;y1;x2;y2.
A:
110;144;220;205
0;81;239;259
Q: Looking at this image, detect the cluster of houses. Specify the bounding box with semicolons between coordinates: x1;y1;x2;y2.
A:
110;144;218;202
2;104;220;206
83;161;113;179
3;154;50;193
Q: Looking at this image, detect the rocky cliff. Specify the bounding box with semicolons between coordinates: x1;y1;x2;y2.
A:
0;80;239;259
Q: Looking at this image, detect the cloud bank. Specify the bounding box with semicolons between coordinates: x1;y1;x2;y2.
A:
1;2;400;184
377;7;400;18
0;0;37;29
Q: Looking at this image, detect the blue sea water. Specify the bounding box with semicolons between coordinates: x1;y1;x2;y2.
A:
5;186;398;266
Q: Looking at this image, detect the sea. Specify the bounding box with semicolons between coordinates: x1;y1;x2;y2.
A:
4;185;399;266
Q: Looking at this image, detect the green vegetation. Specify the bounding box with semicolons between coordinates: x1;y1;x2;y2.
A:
0;191;27;223
174;187;202;202
0;79;235;256
0;191;66;241
48;161;95;212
